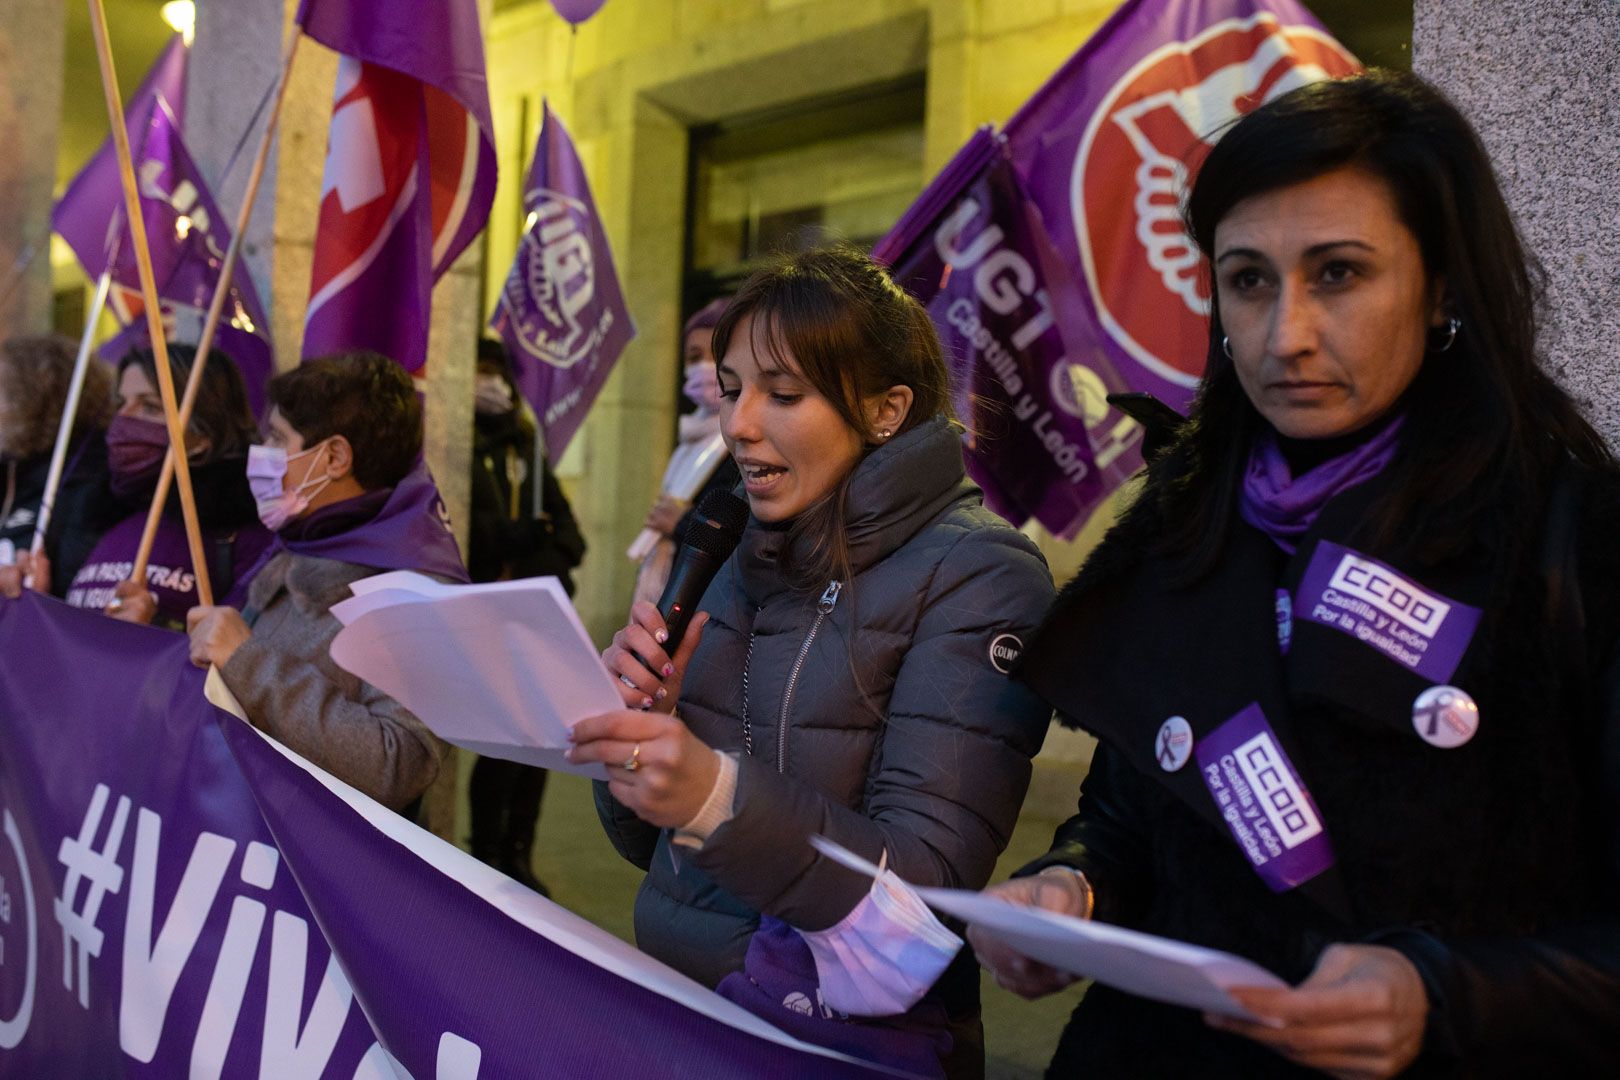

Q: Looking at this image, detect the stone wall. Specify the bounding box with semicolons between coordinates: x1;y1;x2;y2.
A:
0;0;65;338
1415;0;1620;446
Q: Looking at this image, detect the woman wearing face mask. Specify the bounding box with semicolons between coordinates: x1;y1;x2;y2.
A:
0;335;117;595
569;247;1055;1078
56;345;272;630
465;338;586;889
629;298;741;606
186;351;466;811
972;72;1620;1079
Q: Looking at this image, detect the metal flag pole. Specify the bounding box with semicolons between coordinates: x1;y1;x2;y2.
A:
28;268;114;564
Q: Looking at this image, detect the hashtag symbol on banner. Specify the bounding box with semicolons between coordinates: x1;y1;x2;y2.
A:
54;783;132;1009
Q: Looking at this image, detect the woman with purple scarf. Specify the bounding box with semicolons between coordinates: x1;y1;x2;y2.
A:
186;352;468;813
976;71;1620;1078
50;345;273;630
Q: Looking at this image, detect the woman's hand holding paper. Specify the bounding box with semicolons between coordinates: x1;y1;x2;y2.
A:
1206;943;1428;1080
567;708;722;829
968;869;1091;999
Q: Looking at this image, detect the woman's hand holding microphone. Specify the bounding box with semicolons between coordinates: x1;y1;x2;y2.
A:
568;600;721;829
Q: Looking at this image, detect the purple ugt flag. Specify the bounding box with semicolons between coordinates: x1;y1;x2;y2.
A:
297;0;499;372
877;131;1119;539
1001;0;1359;413
53;33;187;281
91;99;275;415
492;103;635;463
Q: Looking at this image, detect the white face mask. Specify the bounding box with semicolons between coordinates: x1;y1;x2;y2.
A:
246;441;333;531
798;854;963;1016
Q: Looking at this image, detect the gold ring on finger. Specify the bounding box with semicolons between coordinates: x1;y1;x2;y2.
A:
622;742;641;772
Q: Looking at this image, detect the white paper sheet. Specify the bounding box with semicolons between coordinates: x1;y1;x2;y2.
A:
811;836;1286;1020
625;432;731;561
329;572;622;780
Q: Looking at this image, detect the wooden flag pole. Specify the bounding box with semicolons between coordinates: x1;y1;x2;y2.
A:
86;0;213;607
130;30;302;586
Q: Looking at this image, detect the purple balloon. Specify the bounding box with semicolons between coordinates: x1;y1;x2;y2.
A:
550;0;608;24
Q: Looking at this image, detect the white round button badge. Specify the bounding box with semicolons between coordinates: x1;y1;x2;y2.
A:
1156;716;1194;772
1412;685;1479;749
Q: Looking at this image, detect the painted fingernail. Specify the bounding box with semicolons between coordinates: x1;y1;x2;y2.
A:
661;664;674;677
563;747;575;761
641;698;653;710
655;629;668;644
655;688;667;701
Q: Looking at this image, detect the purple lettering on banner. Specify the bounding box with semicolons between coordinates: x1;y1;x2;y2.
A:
1194;703;1335;893
1296;540;1482;682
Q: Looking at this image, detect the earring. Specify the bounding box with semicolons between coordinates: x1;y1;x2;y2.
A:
1220;336;1233;360
1431;316;1462;353
879;429;892;439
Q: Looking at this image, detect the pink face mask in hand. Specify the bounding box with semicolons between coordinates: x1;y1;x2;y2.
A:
246;441;332;532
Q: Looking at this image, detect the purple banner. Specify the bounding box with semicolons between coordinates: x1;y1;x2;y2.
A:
1002;0;1360;413
878;134;1117;538
1296;541;1482;683
0;594;377;1075
0;594;893;1077
492;102;635;463
298;0;499;372
1194;703;1335;893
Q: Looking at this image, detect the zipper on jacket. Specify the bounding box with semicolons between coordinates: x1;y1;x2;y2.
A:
776;580;841;774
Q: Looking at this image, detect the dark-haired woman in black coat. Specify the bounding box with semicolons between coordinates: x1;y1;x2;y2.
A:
972;71;1620;1079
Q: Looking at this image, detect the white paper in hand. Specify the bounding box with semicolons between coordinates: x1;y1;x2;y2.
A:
330;573;621;779
810;836;1286;1020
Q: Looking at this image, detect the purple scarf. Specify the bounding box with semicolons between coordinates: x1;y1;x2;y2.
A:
717;917;951;1079
1239;417;1404;554
274;464;469;582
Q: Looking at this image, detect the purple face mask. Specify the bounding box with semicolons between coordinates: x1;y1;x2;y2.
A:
106;415;173;500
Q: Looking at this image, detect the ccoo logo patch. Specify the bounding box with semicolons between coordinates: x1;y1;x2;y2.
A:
988;633;1023;675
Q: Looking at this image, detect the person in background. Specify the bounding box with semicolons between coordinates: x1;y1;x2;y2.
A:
631;298;741;605
466;337;586;891
4;344;274;630
186;351;468;813
0;335;117;591
973;71;1620;1078
571;247;1054;1079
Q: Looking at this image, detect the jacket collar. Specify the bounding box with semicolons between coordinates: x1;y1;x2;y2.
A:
735;416;971;603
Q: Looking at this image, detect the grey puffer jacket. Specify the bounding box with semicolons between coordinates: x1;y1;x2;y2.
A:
595;417;1054;992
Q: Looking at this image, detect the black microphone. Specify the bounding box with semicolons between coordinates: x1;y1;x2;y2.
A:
656;489;749;649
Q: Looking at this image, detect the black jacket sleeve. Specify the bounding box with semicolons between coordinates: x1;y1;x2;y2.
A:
592;778;660;872
1013;740;1155;928
1376;640;1620;1069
